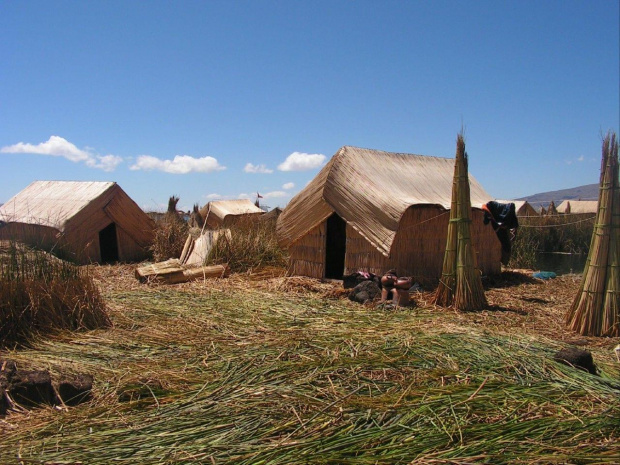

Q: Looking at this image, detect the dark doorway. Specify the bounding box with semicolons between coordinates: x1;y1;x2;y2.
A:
325;213;346;279
99;223;119;263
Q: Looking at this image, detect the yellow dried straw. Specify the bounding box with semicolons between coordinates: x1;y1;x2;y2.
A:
566;131;619;336
433;134;487;311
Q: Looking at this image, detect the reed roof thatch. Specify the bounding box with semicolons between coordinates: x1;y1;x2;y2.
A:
199;199;263;228
0;181;117;231
277;146;493;257
557;200;598;214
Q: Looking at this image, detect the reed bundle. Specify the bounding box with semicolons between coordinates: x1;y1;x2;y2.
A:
566;131;620;336
433;135;487;311
0;241;110;347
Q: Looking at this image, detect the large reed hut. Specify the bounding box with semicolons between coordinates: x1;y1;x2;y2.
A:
199;199;264;230
276;146;502;285
0;181;155;264
495;200;538;217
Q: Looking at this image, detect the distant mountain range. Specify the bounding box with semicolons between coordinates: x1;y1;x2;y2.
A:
517;184;599;210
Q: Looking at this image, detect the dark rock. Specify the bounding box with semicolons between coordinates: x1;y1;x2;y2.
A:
554;347;597;375
348;280;381;303
56;374;94;406
0;359;17;381
0;375;7;415
343;272;378;289
10;370;55;407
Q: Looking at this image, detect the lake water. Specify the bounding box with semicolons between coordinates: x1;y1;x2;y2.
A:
534;253;587;275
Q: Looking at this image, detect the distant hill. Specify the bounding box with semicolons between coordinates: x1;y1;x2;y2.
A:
517;184;599;210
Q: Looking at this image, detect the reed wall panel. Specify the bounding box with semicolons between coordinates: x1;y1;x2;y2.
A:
345;206;500;285
287;221;326;278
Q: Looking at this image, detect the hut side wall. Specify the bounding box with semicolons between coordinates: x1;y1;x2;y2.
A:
287;221;326;278
344;225;389;276
65;185;154;263
345;206;501;286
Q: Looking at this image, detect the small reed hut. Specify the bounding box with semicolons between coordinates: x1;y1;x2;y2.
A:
199;199;264;230
276;146;502;285
0;181;155;264
557;200;598;215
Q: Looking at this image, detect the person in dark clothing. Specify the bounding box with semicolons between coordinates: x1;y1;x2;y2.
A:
482;201;519;265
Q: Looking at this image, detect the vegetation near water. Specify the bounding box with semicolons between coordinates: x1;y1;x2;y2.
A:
509;215;595;269
1;270;618;464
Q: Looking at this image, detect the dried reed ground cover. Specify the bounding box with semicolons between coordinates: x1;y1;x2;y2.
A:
1;265;618;464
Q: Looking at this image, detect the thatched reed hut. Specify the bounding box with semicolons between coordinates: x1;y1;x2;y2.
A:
557;200;598;214
199;199;264;230
276;146;502;285
495;200;538;217
0;181;154;264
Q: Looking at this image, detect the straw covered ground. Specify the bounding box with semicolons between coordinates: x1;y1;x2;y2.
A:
1;264;619;464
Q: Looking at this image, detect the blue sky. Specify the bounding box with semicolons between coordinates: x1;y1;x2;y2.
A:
1;0;618;212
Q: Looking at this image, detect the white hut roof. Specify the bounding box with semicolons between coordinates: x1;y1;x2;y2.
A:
557;200;598;214
0;181;116;231
199;199;264;224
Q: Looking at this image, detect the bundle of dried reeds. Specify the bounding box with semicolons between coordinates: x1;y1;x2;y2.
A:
433;134;487;311
566;131;619;336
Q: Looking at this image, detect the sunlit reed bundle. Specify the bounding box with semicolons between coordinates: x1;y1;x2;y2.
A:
0;242;110;347
566;131;619;336
433;134;487;311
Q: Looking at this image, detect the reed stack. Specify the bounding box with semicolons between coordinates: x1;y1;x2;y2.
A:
433;134;487;311
566;131;619;336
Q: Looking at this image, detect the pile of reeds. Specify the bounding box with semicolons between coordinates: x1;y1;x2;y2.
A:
0;241;110;347
150;196;189;261
205;216;288;272
2;276;617;464
566;131;619;336
433;134;487;310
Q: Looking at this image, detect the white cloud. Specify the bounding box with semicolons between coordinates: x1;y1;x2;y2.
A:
277;152;326;171
130;154;225;174
577;155;584;162
237;193;251;199
86;154;123;171
282;182;295;190
244;162;273;174
1;135;122;172
205;193;222;200
262;191;288;199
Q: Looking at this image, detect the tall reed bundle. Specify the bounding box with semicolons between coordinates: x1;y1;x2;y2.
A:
0;241;110;347
433;134;487;311
206;216;288;272
566;131;619;336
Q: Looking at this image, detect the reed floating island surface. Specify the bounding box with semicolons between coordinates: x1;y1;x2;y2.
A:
0;262;618;465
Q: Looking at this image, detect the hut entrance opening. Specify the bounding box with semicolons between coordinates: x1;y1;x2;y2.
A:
325;213;346;279
99;223;119;263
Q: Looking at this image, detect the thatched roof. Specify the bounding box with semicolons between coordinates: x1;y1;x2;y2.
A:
277;146;493;257
0;181;116;231
199;199;264;227
557;200;598;214
495;200;538;216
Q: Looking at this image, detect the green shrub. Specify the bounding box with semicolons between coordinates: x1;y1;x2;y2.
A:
206;217;288;272
150;213;189;262
509;215;594;268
